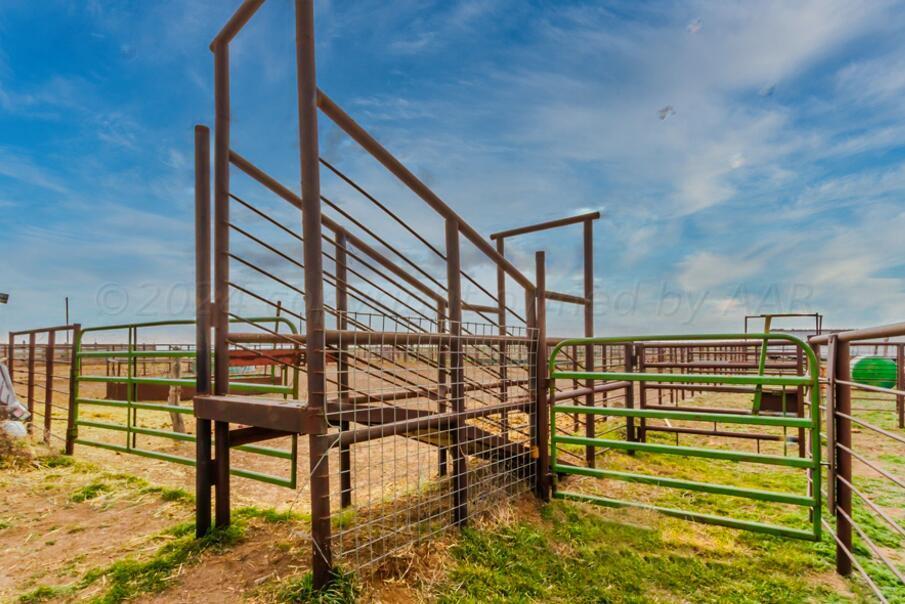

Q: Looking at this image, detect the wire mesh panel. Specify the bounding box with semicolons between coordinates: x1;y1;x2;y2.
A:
320;314;537;571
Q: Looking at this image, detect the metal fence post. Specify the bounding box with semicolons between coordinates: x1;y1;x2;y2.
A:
336;230;352;508
295;0;333;587
44;331;55;444
535;251;550;500
194;124;213;538
445;218;467;525
897;344;904;429
26;333;36;435
65;324;81;455
625;343;636;445
835;339;852;576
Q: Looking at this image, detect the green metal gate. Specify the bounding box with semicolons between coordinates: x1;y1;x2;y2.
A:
548;333;822;541
71;317;300;487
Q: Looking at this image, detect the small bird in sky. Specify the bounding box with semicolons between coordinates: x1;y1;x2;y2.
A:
658;105;676;120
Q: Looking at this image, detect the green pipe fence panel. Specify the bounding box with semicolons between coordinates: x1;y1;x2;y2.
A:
548;333;822;541
71;317;300;488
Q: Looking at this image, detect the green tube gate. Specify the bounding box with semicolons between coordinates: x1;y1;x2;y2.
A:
70;317;300;488
548;333;822;541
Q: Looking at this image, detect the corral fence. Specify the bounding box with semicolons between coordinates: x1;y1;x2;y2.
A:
812;324;905;602
5;324;80;449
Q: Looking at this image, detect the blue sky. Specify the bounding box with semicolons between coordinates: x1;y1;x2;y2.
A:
2;0;905;340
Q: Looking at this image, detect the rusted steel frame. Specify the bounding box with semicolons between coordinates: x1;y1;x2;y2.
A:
321;193;445;291
317;90;535;293
321;160;524;324
437;301;449;476
9;325;74;337
228;283;306;323
295;0;332;586
544;290;588;305
64;324;81;455
834;340;852;576
837;504;905;586
43;331;55;444
320;157;446;259
229;151;444;304
642;403;782;416
211;37;233;531
462;302;497;314
229;253;313;303
624;344;637;444
551;381;632;402
837;442;905;490
637;343;647;443
445;218;468;525
534;252;551;499
811;321;905;344
333;398;530;447
835;379;905;397
209;0;265;50
228;225;430;331
26;333;35;434
489;211;601;240
330;377;529;409
335;231;352;508
229;330;531;347
582;208;595;466
196;124;214;537
228;426;294;448
898;344;904;429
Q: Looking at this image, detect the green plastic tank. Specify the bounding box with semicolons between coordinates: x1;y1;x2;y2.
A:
852;356;898;389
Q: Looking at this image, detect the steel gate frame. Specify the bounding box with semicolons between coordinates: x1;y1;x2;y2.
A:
548;332;822;541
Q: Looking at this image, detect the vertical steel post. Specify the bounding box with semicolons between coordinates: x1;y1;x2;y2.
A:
44;331;55;444
496;237;510;441
835;340;852;576
583;218;595;467
445;218;467;525
335;230;352;508
535;252;550;500
796;346;806;458
212;38;232;530
194;124;213;537
296;0;332;587
65;324;80;455
897;344;904;429
624;343;636;445
637;343;647;442
437;300;449;476
27;333;36;434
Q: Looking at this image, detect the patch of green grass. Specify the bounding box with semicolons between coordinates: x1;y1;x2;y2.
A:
275;569;359;604
70;481;111;503
437;501;851;603
39;455;77;469
0;518;11;531
140;485;194;504
235;505;307;523
18;585;67;604
878;453;905;466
